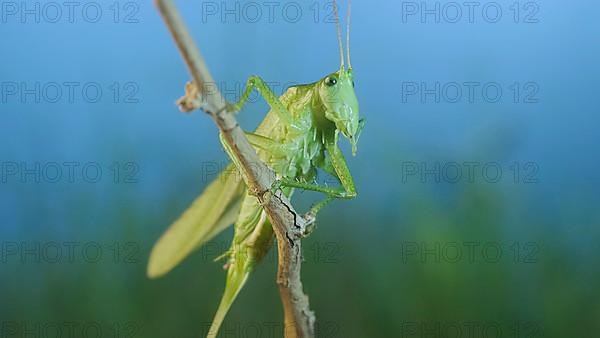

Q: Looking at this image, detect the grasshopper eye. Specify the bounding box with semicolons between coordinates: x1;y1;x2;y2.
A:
352;81;355;88
325;76;337;87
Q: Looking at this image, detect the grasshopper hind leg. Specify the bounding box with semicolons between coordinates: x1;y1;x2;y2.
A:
206;193;274;338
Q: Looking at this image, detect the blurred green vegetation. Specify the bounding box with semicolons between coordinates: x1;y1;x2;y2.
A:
2;173;598;338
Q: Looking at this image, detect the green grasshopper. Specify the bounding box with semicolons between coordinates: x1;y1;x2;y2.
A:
147;1;362;336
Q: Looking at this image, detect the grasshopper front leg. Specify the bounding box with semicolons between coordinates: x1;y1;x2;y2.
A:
244;134;355;219
323;136;357;198
276;135;357;204
274;145;355;221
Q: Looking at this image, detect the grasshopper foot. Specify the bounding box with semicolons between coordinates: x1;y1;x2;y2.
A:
301;213;317;238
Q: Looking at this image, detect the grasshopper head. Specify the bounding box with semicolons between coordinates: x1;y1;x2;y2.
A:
319;0;363;155
319;68;362;155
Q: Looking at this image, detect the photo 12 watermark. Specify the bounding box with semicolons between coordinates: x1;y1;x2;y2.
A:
400;2;540;24
0;162;139;184
202;321;339;338
191;80;300;106
199;161;341;187
0;321;139;338
399;241;540;264
1;82;139;104
197;240;341;265
401;82;539;104
1;2;140;24
400;321;540;338
400;162;540;184
199;1;344;24
0;241;140;264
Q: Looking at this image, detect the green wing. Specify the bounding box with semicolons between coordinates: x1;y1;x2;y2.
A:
147;163;244;278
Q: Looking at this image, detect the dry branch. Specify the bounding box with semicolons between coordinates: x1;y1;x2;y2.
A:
154;1;316;337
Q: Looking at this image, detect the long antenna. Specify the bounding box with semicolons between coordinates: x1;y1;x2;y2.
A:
333;0;345;69
346;0;352;69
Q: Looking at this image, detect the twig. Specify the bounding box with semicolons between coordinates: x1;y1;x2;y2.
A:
154;1;315;337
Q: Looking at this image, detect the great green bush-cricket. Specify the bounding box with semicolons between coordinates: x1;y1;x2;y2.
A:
148;1;362;336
